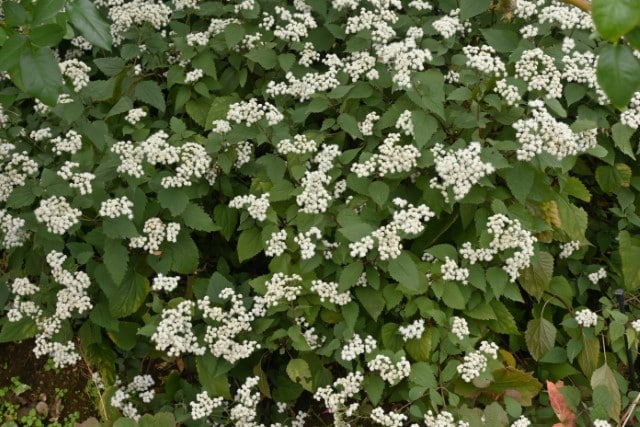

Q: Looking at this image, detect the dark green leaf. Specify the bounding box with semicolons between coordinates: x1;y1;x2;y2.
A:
460;0;490;20
355;287;385;321
480;28;519;52
94;57;126;77
525;318;556;361
19;46;62;105
32;0;65;25
157;187;189;215
619;230;640;290
245;46;277;69
182;203;218;232
67;0;112;50
597;43;640;108
519;251;553;300
0;35;27;71
388;251;425;294
169;232;199;274
286;359;313;392
103;239;129;286
134;80;166;111
238;227;262;262
592;0;640;42
29;24;65;47
106;272;149;318
591;364;621;422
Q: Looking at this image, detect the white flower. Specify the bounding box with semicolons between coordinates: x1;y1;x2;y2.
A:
265;229;288;257
559;241;580;258
367;354;411;384
370;407;407;427
399;319;425;341
152;274;180;292
99;197;134;219
190;391;224;420
125;108;147;125
229;193;270;221
511;415;532;427
34;196;82;235
451;316;469;340
575;308;598;328
588;267;607;284
185;68;204;84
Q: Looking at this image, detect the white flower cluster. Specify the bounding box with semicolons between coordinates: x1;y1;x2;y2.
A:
229;193;270;221
313;372;364;417
190;391;225;420
495;79;521;106
352;133;420;178
0;144;39;202
621;92;640;129
266;66;340;101
295;316;326;350
395;110;414;136
350;199;434;260
510;415;532;427
562;49;599;94
559;240;580;258
152;274;180;292
107;0;172;45
59;59;91;92
199;288;261;363
343;51;378;82
515;48;562;99
575;308;598;328
441;257;469;285
50;130;83;155
487;214;536;281
310;279;351;305
227;98;284;126
432;9;469;39
588;267;607;284
296;170;332;214
430;142;495;202
294;227;322;259
299;41;320;67
151;300;206;357
265;229;288;257
341;334;377;361
34;196;82;235
163;142;212;188
125;108;147;125
463;45;505;76
631;319;640;334
110;375;156;421
513;100;597;160
538;1;593;31
185;68;204;83
234;141;252;167
57;161;95;195
375;33;433;88
399;318;425;341
456;341;499;382
370;407;407;427
451;316;470;340
99;196;134;219
129;217;180;253
273;2;317;42
424;410;469;427
258;272;302;309
31;128;52;141
0;209;30;248
359;111;380;136
367;354;411;384
277;134;317;155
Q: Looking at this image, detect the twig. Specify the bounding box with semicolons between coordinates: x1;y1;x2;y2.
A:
621;392;640;426
561;0;591;13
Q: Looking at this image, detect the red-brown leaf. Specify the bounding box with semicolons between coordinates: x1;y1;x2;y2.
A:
547;380;577;427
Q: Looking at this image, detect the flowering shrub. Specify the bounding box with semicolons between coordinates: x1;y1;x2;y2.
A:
2;0;640;426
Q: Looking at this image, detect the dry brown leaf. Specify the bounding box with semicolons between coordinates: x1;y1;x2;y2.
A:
547;380;576;427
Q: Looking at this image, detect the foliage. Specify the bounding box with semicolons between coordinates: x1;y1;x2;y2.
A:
1;0;640;426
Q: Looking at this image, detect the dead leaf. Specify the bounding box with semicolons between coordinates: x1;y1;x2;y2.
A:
547;380;576;427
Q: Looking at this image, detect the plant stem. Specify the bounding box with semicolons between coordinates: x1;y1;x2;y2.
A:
561;0;591;12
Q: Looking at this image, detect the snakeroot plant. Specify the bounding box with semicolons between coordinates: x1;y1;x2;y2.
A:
2;0;640;426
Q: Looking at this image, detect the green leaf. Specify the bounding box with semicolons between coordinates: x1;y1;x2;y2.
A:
66;0;112;50
6;185;36;208
0;317;37;343
388;251;425;294
103;217;139;239
224;23;245;49
409;362;437;388
157;187;188;215
355;287;385;321
182;203;217;232
480;28;519;53
104;239;129;286
363;375;385;406
619;230;640;290
487;300;519;334
3;1;27;26
337;113;362;139
405;329;432;362
134;80;165;112
612;122;636;159
286;359;313;392
460;0;490;20
592;0;640;42
556;198;588;243
578;333;600;378
412;110;437;148
597;44;640;108
483;402;509;427
32;0;65;25
591;364;621;422
113;418;137;427
519;251;553;300
169;232;199;274
19;47;62;105
94;57;126;77
563;177;591;202
238;227;263;262
29;24;65;47
107;321;138;351
525;318;556;361
504;165;534;203
368;181;389;206
106;272;149;318
245;46;277;69
196;353;232;399
139;413;176;427
485;368;542;406
0;35;27;71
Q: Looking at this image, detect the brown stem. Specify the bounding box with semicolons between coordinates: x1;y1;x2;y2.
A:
561;0;591;13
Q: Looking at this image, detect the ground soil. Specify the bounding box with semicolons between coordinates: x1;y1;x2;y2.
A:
0;340;99;425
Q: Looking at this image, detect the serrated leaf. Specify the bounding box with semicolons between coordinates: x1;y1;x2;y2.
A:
563;177;591;202
590;364;621;422
32;0;65;25
19;47;62;105
169;232;199;274
578;333;600;378
409;362;437;388
459;0;490;20
182;203;217;232
612;122;636;159
368;181;389;206
29;23;65;47
245;46;277;69
355;287;385;321
547;381;577;427
286;359;313;392
619;230;640;290
196;353;232;399
519;251;553;300
363;375;385;406
104;239;129;286
158;187;188;215
238;227;262;262
525;318;556;361
0;34;27;72
597;44;640;108
105;271;149;318
337;113;362;139
103;216;139;239
487;300;518;334
94;57;126;77
485;368;542;406
504;165;534;203
134;80;165;112
388;251;424;294
592;0;640;42
67;0;112;50
405;329;432;362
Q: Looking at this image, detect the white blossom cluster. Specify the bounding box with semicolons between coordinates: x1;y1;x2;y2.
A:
538;1;593;31
0;209;30;248
495;79;521;106
375;33;433;89
34;196;82;235
430;141;495;202
485;214;536;281
190;391;224;420
451;316;470;340
229;193;270;221
456;341;499;382
424;410;470;427
226;98;284;126
359;111;380;136
621;92;640;129
265;229;288;257
125;108;147;125
513;100;597;160
296;170;332;214
294;227;322;259
395;110;414;136
370;407;407;427
199;289;261;363
59;59;91;92
99;196;134;219
441;257;469;284
299;41;320;67
352;133;420;178
273;2;317;42
110;375;156;421
367;354;411;385
510;415;532;427
57;161;95;195
152;274;180;292
399;318;425;341
515;48;563;99
343;51;378;82
151;300;206;357
432;9;469;39
0;143;39;202
266;67;340;101
463;45;505;76
341;334;377;361
50;130;83;155
588;267;607;284
575;308;598;328
229;376;262;426
310;279;351;305
631;319;640;334
559;240;580;258
107;0;172;45
257;272;302;309
277;134;317;155
350;199;434;260
234;141;253;167
313;372;363;417
294;316;325;350
185;68;204;83
30;128;52;141
129;217;180;253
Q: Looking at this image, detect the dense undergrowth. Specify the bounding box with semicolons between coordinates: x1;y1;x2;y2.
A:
2;0;640;426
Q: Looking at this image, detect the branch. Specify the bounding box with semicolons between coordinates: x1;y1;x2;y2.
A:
561;0;591;13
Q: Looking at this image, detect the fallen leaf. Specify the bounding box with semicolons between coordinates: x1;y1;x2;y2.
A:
547;380;576;427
